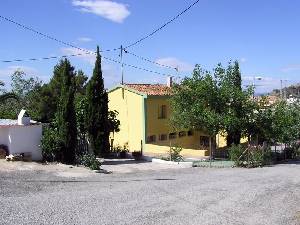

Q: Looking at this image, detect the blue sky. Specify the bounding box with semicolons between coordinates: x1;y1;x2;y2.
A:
0;0;300;93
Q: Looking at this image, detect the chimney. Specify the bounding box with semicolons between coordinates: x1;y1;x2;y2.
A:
167;76;173;87
18;109;31;126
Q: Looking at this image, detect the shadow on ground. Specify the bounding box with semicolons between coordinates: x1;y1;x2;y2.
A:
102;159;150;165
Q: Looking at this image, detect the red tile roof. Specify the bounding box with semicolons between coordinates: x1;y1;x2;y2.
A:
124;84;172;96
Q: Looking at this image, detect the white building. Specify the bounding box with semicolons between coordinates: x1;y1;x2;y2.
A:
0;110;43;161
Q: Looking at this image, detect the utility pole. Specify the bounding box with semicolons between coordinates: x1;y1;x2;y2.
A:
120;45;124;85
284;80;287;100
280;79;288;100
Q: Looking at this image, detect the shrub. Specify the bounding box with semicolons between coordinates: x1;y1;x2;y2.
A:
41;127;62;162
228;144;245;166
119;143;129;158
112;145;122;153
78;153;101;170
229;144;272;168
170;146;183;162
250;147;264;167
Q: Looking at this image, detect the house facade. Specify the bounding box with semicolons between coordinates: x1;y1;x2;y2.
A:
108;80;226;158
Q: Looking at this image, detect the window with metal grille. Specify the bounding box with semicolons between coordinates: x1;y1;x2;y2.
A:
146;135;156;143
159;134;168;141
178;131;187;138
169;132;177;139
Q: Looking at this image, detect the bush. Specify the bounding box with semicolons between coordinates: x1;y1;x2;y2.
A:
285;144;300;160
229;144;272;168
41;127;62;162
78;153;101;170
170;146;183;162
119;143;129;158
228;144;245;166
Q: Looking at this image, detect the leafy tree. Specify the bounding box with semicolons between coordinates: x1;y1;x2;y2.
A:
11;70;42;97
0;71;41;119
171;65;223;155
10;70;42;119
108;110;120;136
225;61;243;145
56;59;77;164
85;46;110;156
0;86;18;106
217;61;250;146
0;80;18;104
271;101;300;145
75;70;88;95
171;62;254;156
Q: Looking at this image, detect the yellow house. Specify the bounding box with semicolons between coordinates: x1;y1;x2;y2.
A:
108;79;226;158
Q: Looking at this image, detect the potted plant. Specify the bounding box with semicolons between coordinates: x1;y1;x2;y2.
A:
111;145;122;158
119;143;129;159
132;151;142;161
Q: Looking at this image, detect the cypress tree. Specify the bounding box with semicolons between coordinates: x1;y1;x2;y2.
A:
85;46;110;156
56;59;77;164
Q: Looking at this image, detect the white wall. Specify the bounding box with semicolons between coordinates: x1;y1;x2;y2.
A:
8;125;43;161
0;128;9;146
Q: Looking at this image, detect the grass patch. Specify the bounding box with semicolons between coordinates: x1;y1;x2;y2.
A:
192;160;234;168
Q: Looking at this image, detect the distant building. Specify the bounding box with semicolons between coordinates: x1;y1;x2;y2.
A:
254;95;280;106
108;77;226;158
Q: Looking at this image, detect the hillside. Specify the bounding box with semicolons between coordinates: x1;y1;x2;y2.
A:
270;83;300;97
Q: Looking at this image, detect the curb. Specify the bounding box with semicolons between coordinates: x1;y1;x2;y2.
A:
142;156;193;167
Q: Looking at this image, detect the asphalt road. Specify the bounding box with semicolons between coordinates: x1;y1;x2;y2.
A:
0;163;299;225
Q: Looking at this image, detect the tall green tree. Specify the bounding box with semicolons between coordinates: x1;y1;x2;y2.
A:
224;61;243;146
56;59;77;164
0;71;40;119
171;65;222;156
33;60;65;122
85;46;110;156
171;62;254;156
34;63;88;123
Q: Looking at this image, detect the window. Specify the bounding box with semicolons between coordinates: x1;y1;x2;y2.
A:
147;135;156;143
158;105;167;119
187;130;194;136
200;136;210;147
169;132;177;140
159;134;168;141
178;131;186;138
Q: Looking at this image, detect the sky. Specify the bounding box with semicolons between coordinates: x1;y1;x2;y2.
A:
0;0;300;93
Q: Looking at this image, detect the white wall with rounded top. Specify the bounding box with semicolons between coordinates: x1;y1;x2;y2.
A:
0;125;42;161
8;125;42;161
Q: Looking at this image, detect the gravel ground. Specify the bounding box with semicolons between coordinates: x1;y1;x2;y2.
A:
0;161;299;225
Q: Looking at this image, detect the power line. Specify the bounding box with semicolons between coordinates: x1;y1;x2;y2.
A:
124;50;177;71
102;56;176;77
0;52;95;63
0;52;178;78
0;15;119;53
124;0;200;49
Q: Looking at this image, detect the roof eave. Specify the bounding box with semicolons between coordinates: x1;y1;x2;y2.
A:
108;85;147;98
